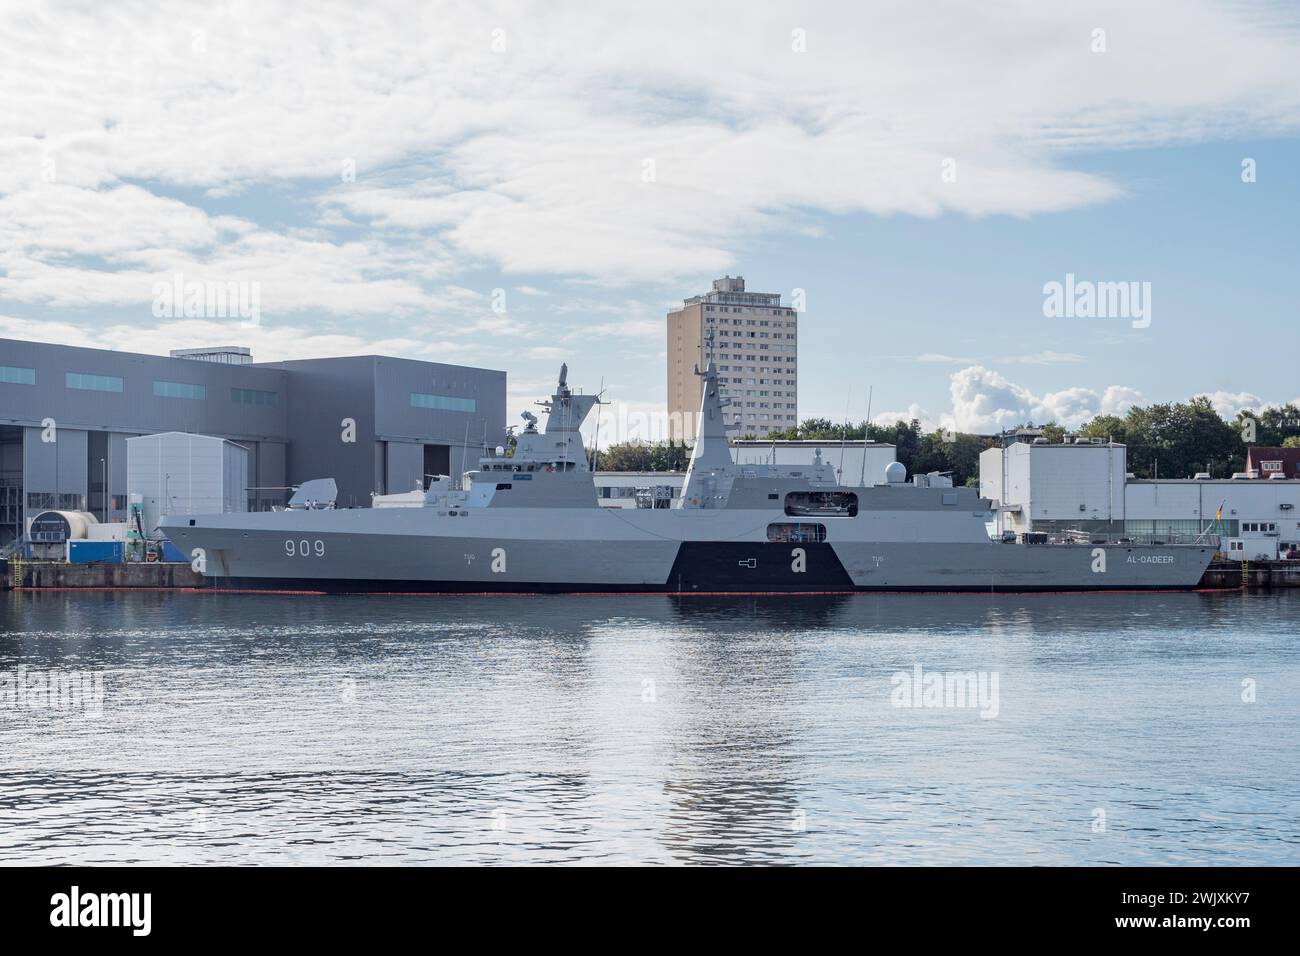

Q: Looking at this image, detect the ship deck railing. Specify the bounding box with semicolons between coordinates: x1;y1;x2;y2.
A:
1021;531;1220;548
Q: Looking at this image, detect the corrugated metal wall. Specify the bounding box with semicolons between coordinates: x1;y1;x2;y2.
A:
23;424;88;507
3;337;505;523
223;442;248;514
127;433;245;533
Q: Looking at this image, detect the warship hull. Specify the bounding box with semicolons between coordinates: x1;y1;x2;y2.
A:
160;362;1217;595
164;509;1216;594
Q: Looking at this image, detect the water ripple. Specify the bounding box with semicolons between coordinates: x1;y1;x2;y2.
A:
1;590;1297;864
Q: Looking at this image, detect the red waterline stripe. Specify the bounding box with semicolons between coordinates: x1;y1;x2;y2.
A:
14;585;1235;597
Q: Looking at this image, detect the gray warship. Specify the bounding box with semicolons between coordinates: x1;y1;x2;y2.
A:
162;362;1217;593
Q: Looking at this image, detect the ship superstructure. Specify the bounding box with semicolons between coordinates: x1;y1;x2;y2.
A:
163;361;1216;592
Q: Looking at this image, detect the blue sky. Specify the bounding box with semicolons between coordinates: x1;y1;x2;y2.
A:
2;1;1298;438
771;138;1300;428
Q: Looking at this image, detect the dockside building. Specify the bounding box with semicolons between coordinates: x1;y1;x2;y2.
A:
0;338;505;546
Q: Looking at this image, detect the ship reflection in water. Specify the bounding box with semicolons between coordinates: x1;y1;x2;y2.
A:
1;590;1297;865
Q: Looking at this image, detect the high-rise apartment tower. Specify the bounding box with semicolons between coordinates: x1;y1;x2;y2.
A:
665;276;799;440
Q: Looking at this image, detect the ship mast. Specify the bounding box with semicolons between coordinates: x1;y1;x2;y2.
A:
680;359;733;507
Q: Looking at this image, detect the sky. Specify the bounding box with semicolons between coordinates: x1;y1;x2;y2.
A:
2;0;1299;442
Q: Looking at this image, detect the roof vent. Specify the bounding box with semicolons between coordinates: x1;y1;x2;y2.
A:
170;346;252;365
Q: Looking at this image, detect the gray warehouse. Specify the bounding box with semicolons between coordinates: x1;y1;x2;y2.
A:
0;338;506;546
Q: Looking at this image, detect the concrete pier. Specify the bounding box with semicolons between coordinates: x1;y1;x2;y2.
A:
1201;561;1300;590
4;560;206;589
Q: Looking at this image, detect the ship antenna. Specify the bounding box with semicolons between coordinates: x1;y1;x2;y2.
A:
859;385;873;486
460;420;471;490
560;378;572;468
589;376;605;471
838;386;852;484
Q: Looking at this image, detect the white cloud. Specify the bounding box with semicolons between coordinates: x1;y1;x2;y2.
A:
872;403;940;431
916;350;1085;366
0;183;454;317
946;366;1146;432
1;0;1297;318
1194;390;1266;418
525;346;569;361
1005;351;1086;365
915;353;978;364
4;0;1300;432
583;319;662;339
1099;385;1145;417
875;375;1291;437
0;314;474;364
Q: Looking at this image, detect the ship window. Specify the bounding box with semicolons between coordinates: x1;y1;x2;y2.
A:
767;522;827;543
784;491;858;517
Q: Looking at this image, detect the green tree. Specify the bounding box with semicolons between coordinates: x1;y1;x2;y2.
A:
596;439;691;471
1039;422;1067;445
1076;398;1244;478
597;440;657;471
1077;415;1126;445
1234;403;1300;447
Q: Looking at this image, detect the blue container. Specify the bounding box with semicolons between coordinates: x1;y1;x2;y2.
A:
68;540;124;564
160;539;187;563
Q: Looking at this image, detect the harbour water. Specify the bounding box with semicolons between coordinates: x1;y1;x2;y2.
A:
1;590;1297;865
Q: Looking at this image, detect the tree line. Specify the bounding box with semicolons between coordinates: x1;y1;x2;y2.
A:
593;400;1300;486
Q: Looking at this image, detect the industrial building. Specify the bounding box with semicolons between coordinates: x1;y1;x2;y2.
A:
666;276;799;440
126;432;250;535
979;438;1126;534
980;438;1300;558
0;338;505;548
1245;446;1300;479
265;354;505;507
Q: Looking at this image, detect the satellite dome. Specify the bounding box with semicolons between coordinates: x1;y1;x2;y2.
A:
885;461;906;484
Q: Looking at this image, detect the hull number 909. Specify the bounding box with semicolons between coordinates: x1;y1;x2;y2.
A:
285;538;326;557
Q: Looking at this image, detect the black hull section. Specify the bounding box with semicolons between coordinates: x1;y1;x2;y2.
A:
665;542;856;591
